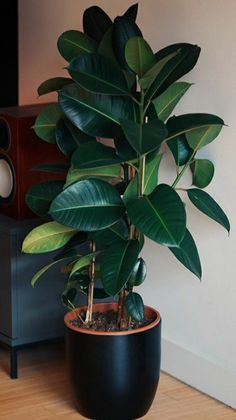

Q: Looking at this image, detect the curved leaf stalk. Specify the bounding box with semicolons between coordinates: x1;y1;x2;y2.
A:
85;241;96;323
171;150;195;188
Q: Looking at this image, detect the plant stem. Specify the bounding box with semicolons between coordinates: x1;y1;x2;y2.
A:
85;241;96;323
171;154;195;189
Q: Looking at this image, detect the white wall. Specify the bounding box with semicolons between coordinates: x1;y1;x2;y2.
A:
19;0;236;408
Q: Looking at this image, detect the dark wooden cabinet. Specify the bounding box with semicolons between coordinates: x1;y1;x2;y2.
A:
0;215;66;377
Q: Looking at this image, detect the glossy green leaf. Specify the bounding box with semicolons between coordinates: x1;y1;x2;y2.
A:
71;141;122;169
98;27;118;63
68;53;129;95
100;239;140;296
56;119;80;157
26;180;64;217
56;118;96;158
123;4;138;21
152;82;192;122
32;162;69;173
140;51;177;91
65;164;120;187
112;16;142;71
50;179;125;231
121;118;168;155
144;49;195;102
167;134;193;166
114;135;137;161
187;189;230;232
33;104;63;143
123;153;163;203
59;83;135;138
22;221;76;254
169;229;202;279
57;30;97;62
190;159;214;188
89;219;129;247
83;6;112;42
125;292;144;321
30;253;76;287
125;37;156;77
166;114;224;148
126;184;186;246
154;43;201;95
128;257;147;287
37;77;72;96
69;252;100;278
186;125;223;150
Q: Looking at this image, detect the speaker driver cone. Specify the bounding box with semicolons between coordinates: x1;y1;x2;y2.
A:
0;155;15;203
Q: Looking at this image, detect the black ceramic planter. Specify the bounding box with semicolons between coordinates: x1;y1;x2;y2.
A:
64;302;161;420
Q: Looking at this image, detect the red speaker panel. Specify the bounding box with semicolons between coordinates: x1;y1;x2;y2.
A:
0;104;66;220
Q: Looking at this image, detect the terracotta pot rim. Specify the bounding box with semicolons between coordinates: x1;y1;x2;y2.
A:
64;302;161;336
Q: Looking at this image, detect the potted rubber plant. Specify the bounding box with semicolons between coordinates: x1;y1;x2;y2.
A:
22;3;230;419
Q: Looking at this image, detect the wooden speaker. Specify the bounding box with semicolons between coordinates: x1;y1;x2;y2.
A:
0;104;66;220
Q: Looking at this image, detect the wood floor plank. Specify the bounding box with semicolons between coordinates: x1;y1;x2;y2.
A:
0;342;235;419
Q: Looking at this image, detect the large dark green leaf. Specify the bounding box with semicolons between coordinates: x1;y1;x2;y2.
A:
68;53;129;95
169;229;202;279
112;16;142;71
154;43;201;95
140;51;177;91
100;239;140;296
123;153;163;203
37;77;72;96
98;27;119;64
59;83;135;138
71;142;123;169
166;114;224;148
190;159;214;188
83;6;112;42
56;118;95;158
167;134;193;166
123;4;138;21
126;184;186;246
125;292;144;321
56;119;79;157
121;118;168;155
125;37;156;77
26;180;64;217
128;257;147;287
152;82;192;122
57;30;97;62
49;179;125;231
22;221;77;254
89;218;129;247
187;189;230;232
144;47;198;102
33;104;63;143
114;135;137;161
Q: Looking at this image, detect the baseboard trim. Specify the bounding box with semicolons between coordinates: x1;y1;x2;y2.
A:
161;338;236;409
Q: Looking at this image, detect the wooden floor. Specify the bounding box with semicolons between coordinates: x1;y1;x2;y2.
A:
0;341;235;419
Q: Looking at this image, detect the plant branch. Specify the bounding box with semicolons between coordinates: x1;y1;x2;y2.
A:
85;241;96;323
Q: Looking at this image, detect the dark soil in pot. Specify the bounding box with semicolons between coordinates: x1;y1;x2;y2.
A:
70;308;155;332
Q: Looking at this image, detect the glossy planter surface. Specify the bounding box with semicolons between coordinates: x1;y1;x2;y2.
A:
64;302;161;420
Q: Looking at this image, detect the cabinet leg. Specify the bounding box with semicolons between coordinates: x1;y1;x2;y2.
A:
10;347;18;379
